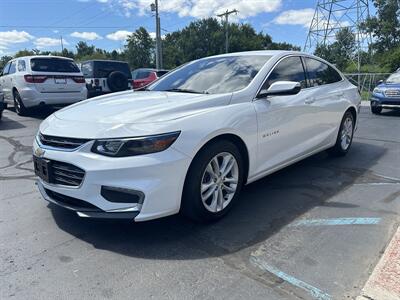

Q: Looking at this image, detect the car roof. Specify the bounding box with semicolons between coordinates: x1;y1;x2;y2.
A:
12;55;74;60
83;60;128;64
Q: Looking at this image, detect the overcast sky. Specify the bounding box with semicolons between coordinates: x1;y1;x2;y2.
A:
0;0;373;56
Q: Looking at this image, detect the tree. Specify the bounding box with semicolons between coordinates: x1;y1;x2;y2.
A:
0;55;13;70
125;27;154;69
75;41;95;59
362;0;400;53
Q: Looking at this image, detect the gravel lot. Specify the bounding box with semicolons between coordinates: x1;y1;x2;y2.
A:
1;105;399;300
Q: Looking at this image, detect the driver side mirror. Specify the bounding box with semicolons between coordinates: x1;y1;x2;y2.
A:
257;81;301;99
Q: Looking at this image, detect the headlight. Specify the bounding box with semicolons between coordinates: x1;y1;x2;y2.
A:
92;131;180;157
373;87;384;94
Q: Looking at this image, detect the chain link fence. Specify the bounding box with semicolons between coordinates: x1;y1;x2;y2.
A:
344;73;392;100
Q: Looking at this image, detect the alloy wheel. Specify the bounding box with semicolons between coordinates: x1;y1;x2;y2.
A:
340;116;353;150
200;152;239;213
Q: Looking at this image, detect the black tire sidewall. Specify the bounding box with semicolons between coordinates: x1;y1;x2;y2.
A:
331;111;355;156
182;140;244;222
107;71;128;92
13;91;26;116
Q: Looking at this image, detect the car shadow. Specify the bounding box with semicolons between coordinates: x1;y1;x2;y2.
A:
379;109;400;117
7;106;57;120
49;141;386;261
0;115;26;130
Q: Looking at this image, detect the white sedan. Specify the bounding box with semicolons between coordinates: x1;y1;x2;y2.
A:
34;51;361;222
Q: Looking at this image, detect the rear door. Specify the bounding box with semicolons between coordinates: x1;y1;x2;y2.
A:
302;57;346;145
30;57;84;93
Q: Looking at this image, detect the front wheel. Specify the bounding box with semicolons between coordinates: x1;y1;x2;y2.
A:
327;111;355;157
181;140;244;222
371;105;382;115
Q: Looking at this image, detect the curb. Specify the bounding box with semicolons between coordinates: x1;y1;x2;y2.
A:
358;226;400;300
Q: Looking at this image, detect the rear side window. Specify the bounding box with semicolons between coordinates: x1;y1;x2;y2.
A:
18;60;26;72
81;62;93;77
93;61;132;79
30;58;80;73
304;58;342;87
8;61;17;74
136;70;151;79
263;56;307;90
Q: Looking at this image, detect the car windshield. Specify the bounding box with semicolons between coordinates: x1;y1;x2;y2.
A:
386;73;400;84
149;55;272;94
31;58;80;73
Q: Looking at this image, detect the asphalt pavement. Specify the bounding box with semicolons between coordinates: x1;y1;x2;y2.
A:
0;104;399;300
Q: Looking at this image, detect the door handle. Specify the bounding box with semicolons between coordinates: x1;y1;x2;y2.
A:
305;97;315;104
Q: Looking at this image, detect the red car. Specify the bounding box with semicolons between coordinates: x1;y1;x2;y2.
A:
131;68;169;89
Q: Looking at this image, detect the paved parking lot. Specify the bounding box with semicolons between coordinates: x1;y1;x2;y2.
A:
1;105;399;300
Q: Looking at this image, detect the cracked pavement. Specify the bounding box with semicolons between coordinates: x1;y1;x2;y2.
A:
0;106;399;300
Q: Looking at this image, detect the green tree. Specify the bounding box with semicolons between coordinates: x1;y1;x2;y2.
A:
125;27;154;69
362;0;400;52
75;41;95;59
0;55;13;70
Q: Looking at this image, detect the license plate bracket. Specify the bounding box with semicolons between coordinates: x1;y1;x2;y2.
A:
33;156;52;183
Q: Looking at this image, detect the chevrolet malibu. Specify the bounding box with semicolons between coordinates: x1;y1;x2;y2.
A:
34;51;361;222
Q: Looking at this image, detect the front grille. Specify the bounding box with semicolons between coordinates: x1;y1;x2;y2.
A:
44;188;100;211
384;89;400;98
39;133;90;150
51;161;85;187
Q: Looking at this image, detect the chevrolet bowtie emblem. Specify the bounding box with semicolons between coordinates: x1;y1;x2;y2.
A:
34;147;45;158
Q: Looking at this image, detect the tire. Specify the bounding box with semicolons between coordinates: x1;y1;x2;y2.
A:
107;71;128;92
371;105;382;115
327;111;355;157
181;140;244;222
13;90;28;116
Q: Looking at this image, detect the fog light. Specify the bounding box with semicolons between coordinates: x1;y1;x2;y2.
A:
101;186;144;204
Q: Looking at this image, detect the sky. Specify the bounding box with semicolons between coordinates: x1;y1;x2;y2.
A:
0;0;369;56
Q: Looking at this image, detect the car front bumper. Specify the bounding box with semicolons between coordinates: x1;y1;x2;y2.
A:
33;138;192;221
370;95;400;108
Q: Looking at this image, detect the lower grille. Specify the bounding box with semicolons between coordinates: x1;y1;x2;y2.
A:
51;161;85;187
39;133;90;150
45;188;100;211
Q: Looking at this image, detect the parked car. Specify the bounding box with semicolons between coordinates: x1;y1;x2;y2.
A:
0;89;6;120
80;60;132;97
0;56;87;115
131;68;169;89
370;72;400;114
34;50;360;222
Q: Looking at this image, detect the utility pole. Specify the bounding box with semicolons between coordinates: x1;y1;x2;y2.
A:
151;0;162;69
60;35;64;52
217;9;238;53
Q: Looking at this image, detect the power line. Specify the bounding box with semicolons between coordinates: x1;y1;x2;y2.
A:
217;9;238;53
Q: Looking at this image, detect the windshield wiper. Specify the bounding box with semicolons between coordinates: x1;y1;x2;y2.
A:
164;88;209;94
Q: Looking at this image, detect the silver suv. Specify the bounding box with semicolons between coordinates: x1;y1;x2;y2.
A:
0;56;87;115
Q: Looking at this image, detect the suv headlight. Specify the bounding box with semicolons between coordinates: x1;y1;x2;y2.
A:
92;131;180;157
373;87;384;95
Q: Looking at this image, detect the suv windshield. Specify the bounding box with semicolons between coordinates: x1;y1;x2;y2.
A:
386;73;400;84
149;55;272;94
31;58;80;73
93;61;132;79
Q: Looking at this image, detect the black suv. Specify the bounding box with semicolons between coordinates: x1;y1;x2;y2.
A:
80;60;132;98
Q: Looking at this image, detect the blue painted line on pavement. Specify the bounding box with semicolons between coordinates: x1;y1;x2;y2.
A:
289;217;381;227
250;256;332;300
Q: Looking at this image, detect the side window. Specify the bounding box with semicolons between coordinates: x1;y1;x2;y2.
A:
2;62;11;75
81;62;92;77
8;61;16;74
17;60;26;72
262;56;307;91
304;58;342;87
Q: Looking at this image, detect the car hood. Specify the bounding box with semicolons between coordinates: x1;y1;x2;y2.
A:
40;90;232;139
54;90;231;124
377;83;400;89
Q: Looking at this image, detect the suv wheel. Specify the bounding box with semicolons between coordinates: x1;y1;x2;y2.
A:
182;140;244;222
371;105;382;115
13;91;28;116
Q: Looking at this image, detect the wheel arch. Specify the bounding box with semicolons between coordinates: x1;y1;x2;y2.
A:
346;106;357;124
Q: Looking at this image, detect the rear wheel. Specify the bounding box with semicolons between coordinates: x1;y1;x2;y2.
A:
13;90;28;116
328;111;355;157
181;140;244;222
